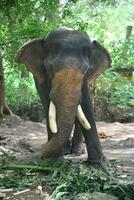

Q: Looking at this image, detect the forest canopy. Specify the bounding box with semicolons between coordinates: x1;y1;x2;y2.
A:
0;0;134;121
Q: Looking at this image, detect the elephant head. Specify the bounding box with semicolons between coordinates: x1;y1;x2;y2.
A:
15;28;111;158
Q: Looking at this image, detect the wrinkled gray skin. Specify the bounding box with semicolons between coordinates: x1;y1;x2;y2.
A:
15;28;111;164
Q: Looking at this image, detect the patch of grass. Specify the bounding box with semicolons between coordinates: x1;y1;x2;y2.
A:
0;152;15;163
0;159;134;200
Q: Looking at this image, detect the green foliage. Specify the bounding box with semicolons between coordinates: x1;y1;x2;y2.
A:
4;69;38;113
52;166;107;199
0;159;134;199
0;171;26;189
59;0;134;114
0;0;59;63
110;38;134;68
0;0;59;117
111;83;134;108
96;71;134;108
60;0;134;41
105;183;134;200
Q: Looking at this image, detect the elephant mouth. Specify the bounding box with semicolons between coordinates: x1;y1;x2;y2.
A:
48;100;91;134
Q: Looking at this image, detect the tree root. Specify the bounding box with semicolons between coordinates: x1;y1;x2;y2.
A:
0;104;12;117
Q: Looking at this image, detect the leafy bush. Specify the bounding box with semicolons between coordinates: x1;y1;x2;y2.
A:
111;83;134;108
5;69;38;113
96;71;134;108
110;38;134;68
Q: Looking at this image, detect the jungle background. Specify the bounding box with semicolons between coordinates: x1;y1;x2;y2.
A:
0;0;134;200
0;0;134;122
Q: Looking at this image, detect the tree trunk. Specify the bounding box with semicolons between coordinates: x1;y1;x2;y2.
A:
0;53;12;117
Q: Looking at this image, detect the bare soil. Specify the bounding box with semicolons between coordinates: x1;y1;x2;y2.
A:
0;116;134;199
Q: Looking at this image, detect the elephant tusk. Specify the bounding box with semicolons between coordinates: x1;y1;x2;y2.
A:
77;105;91;130
49;101;57;133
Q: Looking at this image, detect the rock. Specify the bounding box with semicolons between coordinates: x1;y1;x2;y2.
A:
75;192;118;200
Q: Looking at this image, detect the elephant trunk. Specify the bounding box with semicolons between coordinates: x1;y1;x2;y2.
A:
42;101;78;158
42;67;87;158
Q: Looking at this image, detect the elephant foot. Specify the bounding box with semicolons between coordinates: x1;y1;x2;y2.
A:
71;143;85;155
41;142;64;159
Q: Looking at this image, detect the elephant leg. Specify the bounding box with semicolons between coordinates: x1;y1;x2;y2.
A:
81;81;104;164
71;119;85;155
64;139;71;155
64;119;85;155
34;78;53;141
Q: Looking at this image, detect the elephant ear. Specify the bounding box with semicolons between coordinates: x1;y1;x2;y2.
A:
15;39;46;83
87;40;112;84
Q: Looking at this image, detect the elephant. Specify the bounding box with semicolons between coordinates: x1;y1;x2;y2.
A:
15;27;111;164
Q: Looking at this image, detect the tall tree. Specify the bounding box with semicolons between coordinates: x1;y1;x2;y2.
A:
0;53;12;116
0;0;59;114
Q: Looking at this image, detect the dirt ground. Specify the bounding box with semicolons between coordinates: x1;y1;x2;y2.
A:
0;115;134;199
